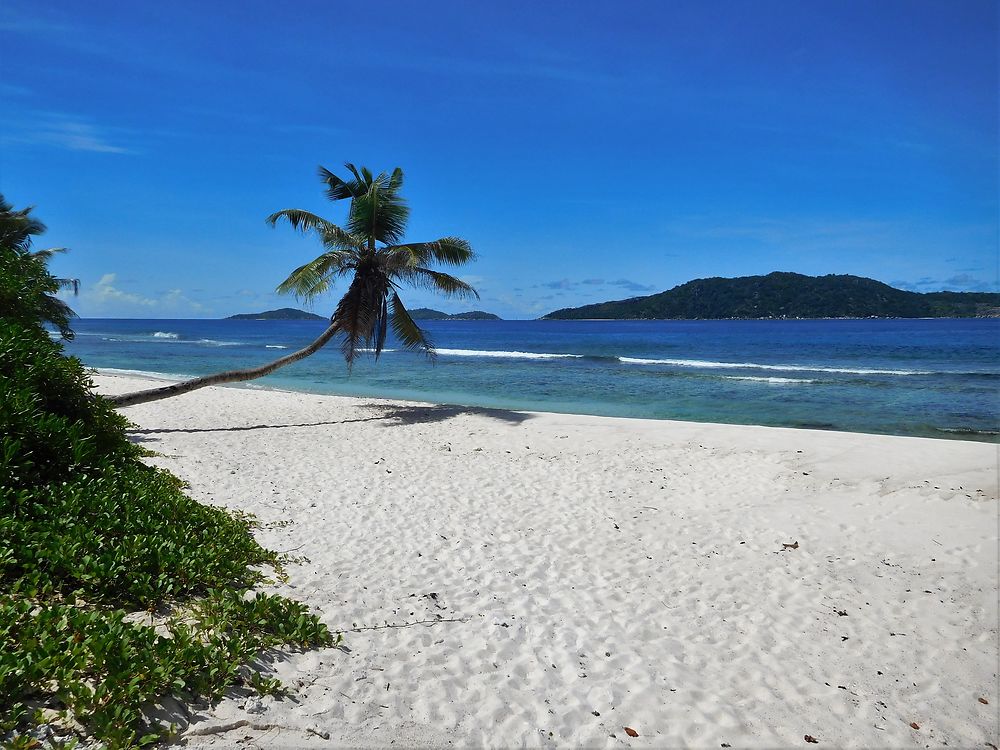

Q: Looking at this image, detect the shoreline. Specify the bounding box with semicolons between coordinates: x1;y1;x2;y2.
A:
94;373;998;748
93;367;999;443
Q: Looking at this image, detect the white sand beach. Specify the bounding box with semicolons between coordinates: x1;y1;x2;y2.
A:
95;373;999;749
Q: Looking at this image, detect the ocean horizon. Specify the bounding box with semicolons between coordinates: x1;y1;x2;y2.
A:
61;317;999;442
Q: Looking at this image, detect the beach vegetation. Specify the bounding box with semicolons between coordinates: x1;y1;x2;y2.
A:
110;164;478;407
0;196;78;339
0;213;334;747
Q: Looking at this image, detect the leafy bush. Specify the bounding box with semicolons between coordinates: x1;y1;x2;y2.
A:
0;320;334;745
0;324;285;607
0;593;332;746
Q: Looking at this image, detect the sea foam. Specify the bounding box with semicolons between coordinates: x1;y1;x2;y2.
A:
196;338;242;347
100;367;186;380
722;375;816;384
617;356;929;375
436;348;583;360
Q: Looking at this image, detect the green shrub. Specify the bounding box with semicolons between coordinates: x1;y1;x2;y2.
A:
0;322;334;746
0;593;334;747
1;321;137;488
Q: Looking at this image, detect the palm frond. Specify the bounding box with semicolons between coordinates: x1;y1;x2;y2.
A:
267;209;330;234
29;247;68;262
27;248;78;294
386;237;475;267
37;294;77;339
333;279;372;365
267;209;360;249
344;163;367;188
318;165;360;202
389;292;434;359
318;224;363;250
276;250;357;300
266;208;332;232
388;167;404;192
395;267;480;299
0;197;46;252
347;184;409;245
331;269;393;365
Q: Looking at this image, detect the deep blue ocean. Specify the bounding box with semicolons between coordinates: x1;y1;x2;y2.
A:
61;318;999;441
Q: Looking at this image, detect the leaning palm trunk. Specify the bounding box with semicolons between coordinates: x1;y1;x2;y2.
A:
108;321;340;407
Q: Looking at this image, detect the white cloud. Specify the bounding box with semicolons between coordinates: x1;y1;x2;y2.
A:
162;288;208;312
40;120;132;154
91;273;157;307
74;273;209;315
1;111;133;154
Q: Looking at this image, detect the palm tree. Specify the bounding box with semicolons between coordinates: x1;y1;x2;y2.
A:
0;195;79;338
109;164;478;407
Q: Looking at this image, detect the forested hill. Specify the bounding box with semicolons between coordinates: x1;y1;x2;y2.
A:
225;308;326;320
409;308;502;320
542;273;1000;320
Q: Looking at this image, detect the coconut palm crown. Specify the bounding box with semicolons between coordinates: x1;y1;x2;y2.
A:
108;163;478;408
267;164;477;365
0;195;79;339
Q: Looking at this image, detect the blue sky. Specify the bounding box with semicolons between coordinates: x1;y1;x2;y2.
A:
2;0;996;319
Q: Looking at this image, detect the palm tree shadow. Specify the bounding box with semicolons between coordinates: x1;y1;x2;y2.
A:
365;402;533;426
127;413;385;439
127;402;532;440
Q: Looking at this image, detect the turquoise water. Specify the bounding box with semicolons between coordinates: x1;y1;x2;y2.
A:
62;318;999;441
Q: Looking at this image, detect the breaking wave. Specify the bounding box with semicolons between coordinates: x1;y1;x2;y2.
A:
617;356;931;375
721;375;816;384
196;338;242;347
436;348;583;360
429;349;940;374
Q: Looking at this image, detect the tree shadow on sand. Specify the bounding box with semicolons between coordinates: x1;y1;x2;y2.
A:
365;402;532;426
126;402;533;441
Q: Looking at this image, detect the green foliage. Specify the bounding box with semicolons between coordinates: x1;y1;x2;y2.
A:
0;324;282;607
543;272;1000;320
0;195;76;339
1;277;334;744
0;593;336;746
921;290;1000;317
0;323;137;486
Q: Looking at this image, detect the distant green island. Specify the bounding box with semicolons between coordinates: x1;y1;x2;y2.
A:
543;272;1000;320
225;307;500;321
409;308;502;320
225;308;326;321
